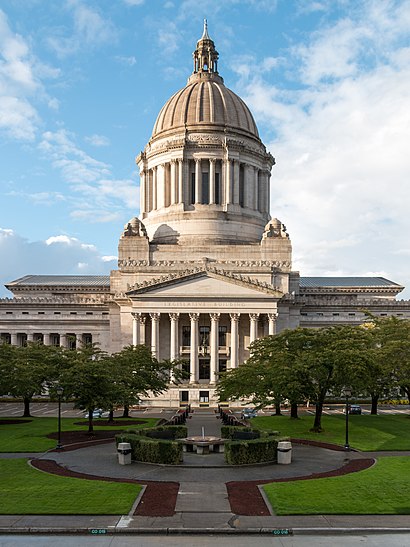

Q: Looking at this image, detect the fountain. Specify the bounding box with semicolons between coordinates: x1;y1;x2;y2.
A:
181;426;226;455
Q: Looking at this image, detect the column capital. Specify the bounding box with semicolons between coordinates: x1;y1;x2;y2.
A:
209;157;216;164
249;313;260;321
267;313;278;321
149;312;160;321
189;312;200;322
229;313;240;321
169;312;180;321
194;157;201;164
210;312;220;321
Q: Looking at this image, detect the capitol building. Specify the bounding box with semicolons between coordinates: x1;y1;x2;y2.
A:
1;23;409;407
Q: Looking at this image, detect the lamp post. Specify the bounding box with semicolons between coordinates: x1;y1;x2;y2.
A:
343;386;352;451
56;386;64;450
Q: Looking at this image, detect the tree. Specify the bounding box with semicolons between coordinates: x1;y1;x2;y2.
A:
217;325;374;432
0;342;66;417
59;344;113;433
371;316;410;407
108;345;188;417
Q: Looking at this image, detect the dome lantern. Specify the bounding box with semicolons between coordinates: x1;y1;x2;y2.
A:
193;19;219;76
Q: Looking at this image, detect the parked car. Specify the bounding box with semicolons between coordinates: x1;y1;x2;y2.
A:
343;404;362;415
83;408;103;419
241;408;258;419
349;404;362;415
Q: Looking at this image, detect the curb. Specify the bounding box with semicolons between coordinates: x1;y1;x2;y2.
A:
1;526;410;536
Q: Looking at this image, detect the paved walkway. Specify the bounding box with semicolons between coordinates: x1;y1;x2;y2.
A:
2;409;410;535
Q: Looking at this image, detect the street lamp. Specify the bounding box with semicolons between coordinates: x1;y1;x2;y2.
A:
343;386;352;451
56;385;64;450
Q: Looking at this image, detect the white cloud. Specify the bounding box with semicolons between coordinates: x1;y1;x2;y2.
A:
123;0;145;5
85;133;110;146
47;2;118;57
0;229;114;297
114;55;137;66
0;9;59;141
38;129;138;220
234;1;410;298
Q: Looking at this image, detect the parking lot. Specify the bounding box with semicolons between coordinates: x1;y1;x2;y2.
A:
0;401;408;417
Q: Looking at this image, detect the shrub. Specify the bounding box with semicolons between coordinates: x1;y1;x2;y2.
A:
224;437;280;465
115;433;182;465
221;426;280;440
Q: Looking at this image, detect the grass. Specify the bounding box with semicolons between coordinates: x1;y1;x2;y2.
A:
0;416;158;452
263;457;410;515
253;414;410;451
0;459;141;514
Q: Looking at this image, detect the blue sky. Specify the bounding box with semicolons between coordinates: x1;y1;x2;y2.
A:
1;0;409;298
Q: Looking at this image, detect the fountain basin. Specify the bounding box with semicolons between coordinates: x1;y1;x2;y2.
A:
180;436;226;455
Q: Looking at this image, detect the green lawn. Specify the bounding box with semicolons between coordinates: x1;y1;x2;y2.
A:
0;417;158;452
253;414;410;451
263;457;410;515
0;459;141;514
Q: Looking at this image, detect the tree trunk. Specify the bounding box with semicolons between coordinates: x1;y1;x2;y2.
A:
108;408;114;424
274;402;282;416
87;409;94;434
23;397;31;417
290;402;299;419
122;404;130;418
371;394;379;415
311;400;324;432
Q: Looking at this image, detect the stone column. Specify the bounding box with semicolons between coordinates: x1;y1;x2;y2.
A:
225;159;232;204
152;166;157;210
209;158;216;204
26;333;34;343
60;334;67;348
249;313;260;345
194;159;202;204
183;160;190;206
210;313;220;383
170;159;177;205
43;333;50;346
10;333;17;346
189;313;199;383
157;164;165;209
132;312;140;346
178;159;183;204
268;313;278;336
150;313;160;358
140;169;146;214
229;313;240;369
233;160;240;204
169;313;180;361
253;167;259;211
139;314;146;345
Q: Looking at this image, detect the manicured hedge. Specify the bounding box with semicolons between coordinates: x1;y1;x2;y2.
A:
125;425;188;440
221;426;280;440
224;437;280;465
116;433;182;464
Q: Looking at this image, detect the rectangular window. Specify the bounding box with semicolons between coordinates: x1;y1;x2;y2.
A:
218;326;227;346
199;359;210;380
215;172;220;204
199;326;210;347
180;390;189;402
191;172;195;204
199;390;209;403
239;165;245;207
219;359;227;373
182;326;191;346
202;172;209;204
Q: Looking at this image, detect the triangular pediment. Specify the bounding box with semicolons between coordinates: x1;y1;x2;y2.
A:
126;267;283;299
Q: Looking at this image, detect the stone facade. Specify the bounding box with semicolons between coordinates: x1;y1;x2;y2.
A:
1;22;409;408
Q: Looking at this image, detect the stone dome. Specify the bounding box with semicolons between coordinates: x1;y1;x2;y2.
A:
152;74;259;139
